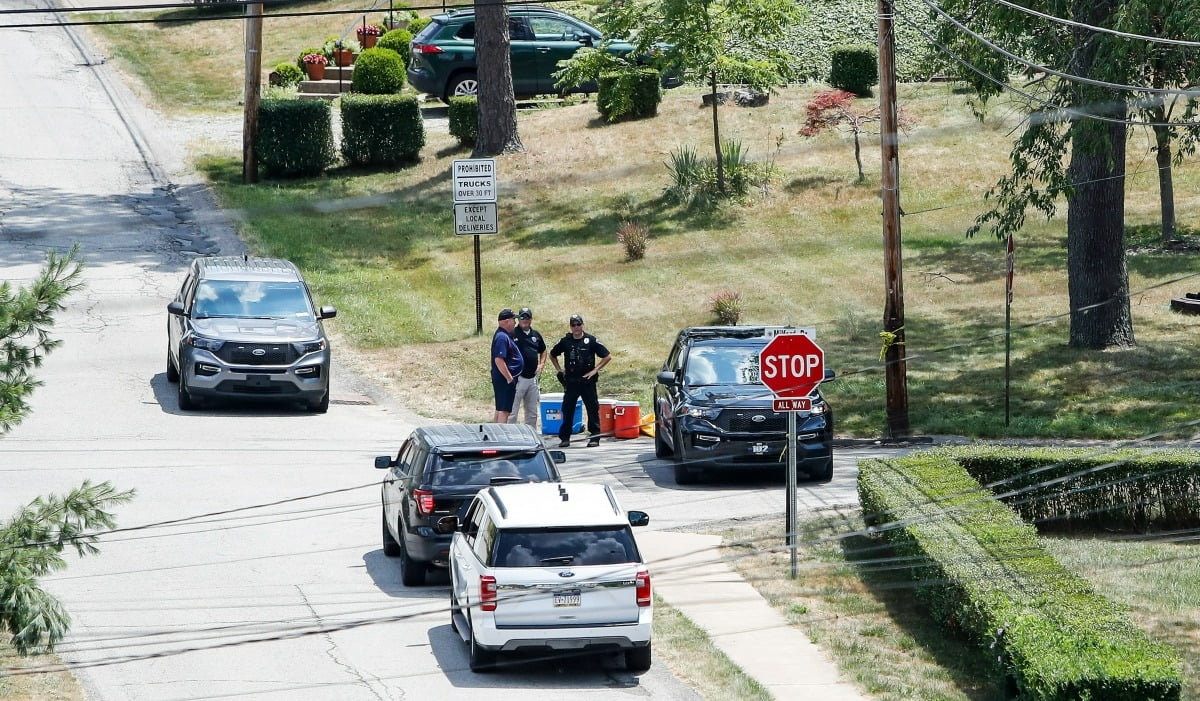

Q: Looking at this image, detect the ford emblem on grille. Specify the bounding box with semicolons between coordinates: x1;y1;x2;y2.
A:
558;571;575;578
252;348;267;356
751;414;766;422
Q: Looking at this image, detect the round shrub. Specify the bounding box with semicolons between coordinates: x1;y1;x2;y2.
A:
273;62;303;88
407;16;432;37
296;46;323;71
352;47;407;95
829;44;878;97
377;28;414;67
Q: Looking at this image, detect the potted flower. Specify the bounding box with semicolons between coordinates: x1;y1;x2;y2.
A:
383;8;418;31
324;37;360;67
302;52;329;81
356;23;384;48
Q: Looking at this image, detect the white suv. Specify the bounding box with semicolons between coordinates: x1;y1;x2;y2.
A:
438;482;652;672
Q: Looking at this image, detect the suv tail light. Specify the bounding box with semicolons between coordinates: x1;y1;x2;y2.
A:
414;488;435;516
480;575;497;611
636;569;651;607
412;42;442;54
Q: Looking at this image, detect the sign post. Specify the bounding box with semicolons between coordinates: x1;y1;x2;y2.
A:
452;158;498;334
758;332;826;579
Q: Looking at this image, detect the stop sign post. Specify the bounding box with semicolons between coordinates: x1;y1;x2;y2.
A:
758;331;826;580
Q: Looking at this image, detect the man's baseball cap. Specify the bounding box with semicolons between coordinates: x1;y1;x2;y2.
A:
569;314;584;325
498;308;516;320
518;307;532;320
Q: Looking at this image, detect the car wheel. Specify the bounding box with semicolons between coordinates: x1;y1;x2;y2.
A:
399;536;426;587
654;419;673;459
625;642;652;673
309;385;330;413
382;511;401;557
445;72;478;102
176;377;197;410
468;614;496;673
674;463;698;485
810;456;834;483
166;350;179;383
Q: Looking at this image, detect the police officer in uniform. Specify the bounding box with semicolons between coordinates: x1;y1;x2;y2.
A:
549;314;611;447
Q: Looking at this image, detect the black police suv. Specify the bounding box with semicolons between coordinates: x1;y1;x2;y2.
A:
653;326;835;485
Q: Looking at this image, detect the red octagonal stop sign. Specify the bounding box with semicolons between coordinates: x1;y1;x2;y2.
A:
758;333;825;398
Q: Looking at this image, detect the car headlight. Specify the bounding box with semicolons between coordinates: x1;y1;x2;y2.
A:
808;400;827;416
295;339;327;355
685;406;720;420
186;335;224;352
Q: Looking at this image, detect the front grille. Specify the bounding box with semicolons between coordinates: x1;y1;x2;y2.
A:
219;343;293;366
718;409;786;433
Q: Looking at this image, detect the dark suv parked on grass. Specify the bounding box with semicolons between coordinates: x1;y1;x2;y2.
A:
653;326;835;485
166;256;336;412
407;6;672;102
375;423;565;586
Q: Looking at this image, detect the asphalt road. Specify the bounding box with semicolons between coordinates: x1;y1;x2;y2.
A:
0;6;908;699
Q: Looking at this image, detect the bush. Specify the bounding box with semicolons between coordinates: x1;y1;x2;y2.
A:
257;99;336;178
710;290;742;324
448;96;478;146
273;62;303;88
407;16;432;38
352;47;407;95
377;28;414;67
340;93;425;167
858;449;1185;700
829;44;878;96
616;220;648;261
597;68;662;122
665;141;772;209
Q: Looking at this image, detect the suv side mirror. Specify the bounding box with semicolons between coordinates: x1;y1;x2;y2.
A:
824;368;836;380
656;371;676;386
435;515;460;535
628;510;650;527
374;455;395;469
319;306;337;320
167;301;185;316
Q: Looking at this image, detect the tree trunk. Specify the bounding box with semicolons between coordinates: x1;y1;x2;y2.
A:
710;70;724;194
852;129;864;183
472;0;523;157
1066;113;1135;349
1154;122;1176;245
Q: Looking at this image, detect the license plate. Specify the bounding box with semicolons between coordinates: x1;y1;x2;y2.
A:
553;590;581;607
750;443;770;455
246;374;271;387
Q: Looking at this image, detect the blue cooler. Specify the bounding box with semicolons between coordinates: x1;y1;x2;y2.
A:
540;392;584;435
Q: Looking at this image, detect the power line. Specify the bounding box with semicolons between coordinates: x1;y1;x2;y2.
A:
983;0;1200;48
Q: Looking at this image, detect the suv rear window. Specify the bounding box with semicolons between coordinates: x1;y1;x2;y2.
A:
429;451;555;487
492;527;638;567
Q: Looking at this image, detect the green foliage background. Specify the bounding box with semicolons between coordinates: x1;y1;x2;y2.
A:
786;0;942;82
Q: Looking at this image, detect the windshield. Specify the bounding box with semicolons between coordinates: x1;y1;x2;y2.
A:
493;526;638;567
193;281;315;320
429;451;555;487
684;344;762;386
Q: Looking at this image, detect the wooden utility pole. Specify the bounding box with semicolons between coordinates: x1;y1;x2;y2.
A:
877;0;909;437
242;2;263;184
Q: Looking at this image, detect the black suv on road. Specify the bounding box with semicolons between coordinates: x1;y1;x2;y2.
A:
375;423;565;586
166;256;336;412
653;327;835;485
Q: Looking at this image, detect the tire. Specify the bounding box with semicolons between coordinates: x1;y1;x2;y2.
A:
382;511;401;556
468;615;496;673
309;384;330;413
625;642;652;673
654;419;673;458
674;463;698;485
809;456;834;483
399;537;426;587
176;377;197;410
166;350;179;383
444;72;478;102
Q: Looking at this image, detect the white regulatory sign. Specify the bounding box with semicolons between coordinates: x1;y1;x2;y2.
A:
454;202;498;235
452;158;497;203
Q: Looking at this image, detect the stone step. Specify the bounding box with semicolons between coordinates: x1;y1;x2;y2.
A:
300;78;353;95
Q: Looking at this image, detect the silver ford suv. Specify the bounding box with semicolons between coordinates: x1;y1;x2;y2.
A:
166;256;336;412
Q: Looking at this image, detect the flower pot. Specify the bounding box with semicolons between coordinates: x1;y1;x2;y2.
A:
304;63;326;81
358;33;378;49
334;49;355;67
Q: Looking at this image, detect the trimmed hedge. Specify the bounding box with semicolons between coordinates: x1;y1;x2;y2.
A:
257;98;335;178
340;93;424;167
448;96;478;146
858;449;1184;701
829;44;877;96
952;445;1200;531
352;47;407;95
377;28;414;68
597;68;661;122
